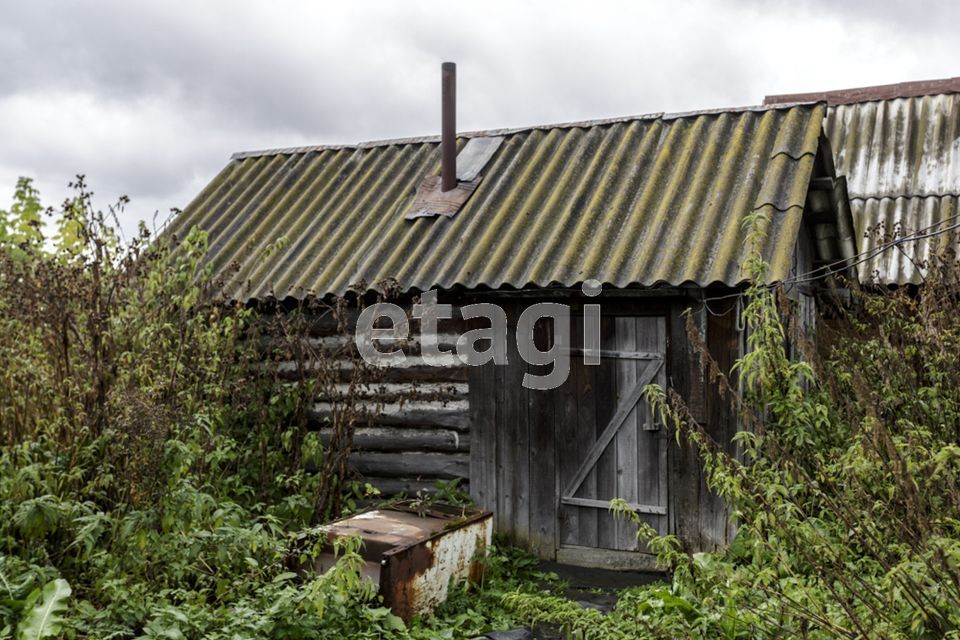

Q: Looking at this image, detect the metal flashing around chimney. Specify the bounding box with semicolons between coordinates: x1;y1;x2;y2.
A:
405;175;481;219
404;136;503;219
456;136;504;181
405;61;503;219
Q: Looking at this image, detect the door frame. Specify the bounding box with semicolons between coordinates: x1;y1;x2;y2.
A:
555;305;669;570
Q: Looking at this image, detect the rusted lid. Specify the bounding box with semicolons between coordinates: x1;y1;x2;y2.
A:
323;501;482;560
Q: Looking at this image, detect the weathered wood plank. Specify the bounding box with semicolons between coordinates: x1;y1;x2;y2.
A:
510;304;531;548
320;426;469;452
365;477;465;497
558;315;581;547
257;307;362;337
309;400;469;430
657;434;669;536
493;319;508;534
311;382;468;403
636;317;666;528
614;316;640;551
349;451;468;479
654;317;669;537
259;306;470;338
468;361;497;512
636;316;669;546
495;302;526;543
701;310;740;550
667;299;701;551
684;305;708;423
529;317;557;559
596;316;618;550
556;545;661;572
560;497;666;515
269;336;464;365
576;344;599;547
276;361;469;383
565;348;663;361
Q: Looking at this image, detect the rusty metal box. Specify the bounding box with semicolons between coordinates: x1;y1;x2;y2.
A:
315;501;493;620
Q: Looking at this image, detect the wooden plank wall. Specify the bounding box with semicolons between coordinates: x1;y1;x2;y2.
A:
469;301;558;556
701;305;740;549
472;295;742;558
666;297;741;552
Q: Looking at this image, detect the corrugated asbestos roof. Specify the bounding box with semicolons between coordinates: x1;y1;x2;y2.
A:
767;80;960;285
825;94;960;284
827;94;960;284
170;102;826;301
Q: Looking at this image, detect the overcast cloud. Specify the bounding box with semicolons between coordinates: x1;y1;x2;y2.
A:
2;0;958;235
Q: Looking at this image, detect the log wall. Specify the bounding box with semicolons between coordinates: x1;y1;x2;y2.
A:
265;304;471;497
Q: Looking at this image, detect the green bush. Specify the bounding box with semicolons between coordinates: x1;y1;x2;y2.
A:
505;211;960;639
0;178;394;638
0;177;551;639
7;178;960;639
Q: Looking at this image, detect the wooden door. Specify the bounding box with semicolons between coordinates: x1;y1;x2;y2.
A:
557;314;668;566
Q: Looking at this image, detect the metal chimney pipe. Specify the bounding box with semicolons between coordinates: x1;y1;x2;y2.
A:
441;62;457;192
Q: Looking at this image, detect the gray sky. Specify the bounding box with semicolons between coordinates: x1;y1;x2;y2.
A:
2;0;958;235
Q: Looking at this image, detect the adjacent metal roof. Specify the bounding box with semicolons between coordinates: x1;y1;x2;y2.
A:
828;94;960;284
851;195;960;284
767;80;960;285
171;102;826;301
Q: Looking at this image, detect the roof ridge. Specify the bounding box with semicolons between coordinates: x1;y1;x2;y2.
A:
230;101;821;160
764;76;960;107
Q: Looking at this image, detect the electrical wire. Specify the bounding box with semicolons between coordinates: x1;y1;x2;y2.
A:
694;213;960;312
784;219;960;286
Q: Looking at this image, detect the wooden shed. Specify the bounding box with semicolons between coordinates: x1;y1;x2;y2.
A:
170;99;856;569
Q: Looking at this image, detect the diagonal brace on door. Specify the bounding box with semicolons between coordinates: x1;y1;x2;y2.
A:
561;357;665;516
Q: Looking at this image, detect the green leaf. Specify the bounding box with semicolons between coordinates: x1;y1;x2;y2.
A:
272;572;298;583
16;579;71;640
381;612;406;631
